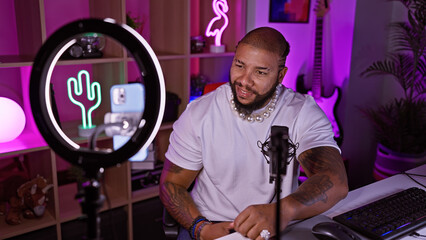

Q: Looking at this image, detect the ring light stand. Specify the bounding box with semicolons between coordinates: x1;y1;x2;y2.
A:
30;19;166;240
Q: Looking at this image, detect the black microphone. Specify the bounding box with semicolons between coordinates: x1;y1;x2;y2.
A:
268;126;289;183
268;125;289;239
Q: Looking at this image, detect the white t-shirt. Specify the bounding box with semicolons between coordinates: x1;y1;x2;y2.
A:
165;83;339;221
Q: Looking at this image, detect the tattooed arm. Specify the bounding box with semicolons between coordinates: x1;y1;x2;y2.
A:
159;159;233;239
159;159;200;229
233;146;348;239
287;146;348;219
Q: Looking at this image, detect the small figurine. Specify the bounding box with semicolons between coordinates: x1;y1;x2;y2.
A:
5;175;53;225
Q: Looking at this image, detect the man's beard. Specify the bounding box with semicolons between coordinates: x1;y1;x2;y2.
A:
229;75;279;115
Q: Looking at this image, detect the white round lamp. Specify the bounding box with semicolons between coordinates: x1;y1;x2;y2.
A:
0;97;26;142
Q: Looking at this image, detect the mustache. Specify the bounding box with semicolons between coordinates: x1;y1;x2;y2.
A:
233;81;259;95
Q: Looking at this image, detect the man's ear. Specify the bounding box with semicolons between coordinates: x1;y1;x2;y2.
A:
279;67;288;81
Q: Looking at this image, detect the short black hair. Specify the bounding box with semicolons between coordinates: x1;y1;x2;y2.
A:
238;27;290;68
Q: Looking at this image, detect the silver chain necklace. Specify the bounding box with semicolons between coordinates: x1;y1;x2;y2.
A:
230;84;282;123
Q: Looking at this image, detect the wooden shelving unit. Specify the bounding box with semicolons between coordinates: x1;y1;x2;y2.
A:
0;0;246;239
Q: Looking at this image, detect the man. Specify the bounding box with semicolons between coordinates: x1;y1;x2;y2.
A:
159;27;348;240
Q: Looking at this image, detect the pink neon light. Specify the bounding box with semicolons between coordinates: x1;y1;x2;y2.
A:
205;0;229;46
0;97;26;143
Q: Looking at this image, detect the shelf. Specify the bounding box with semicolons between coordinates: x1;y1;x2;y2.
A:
0;55;126;68
156;54;188;61
0;210;56;239
57;183;82;222
149;0;190;56
190;52;235;58
0;120;174;158
0;0;246;239
190;56;234;84
56;56;127;66
57;175;129;223
58;119;112;145
191;0;246;54
0;131;48;157
127;53;187;62
100;184;129;210
131;186;159;203
0;55;35;68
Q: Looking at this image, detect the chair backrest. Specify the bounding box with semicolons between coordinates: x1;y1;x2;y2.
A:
163;208;179;239
203;82;226;95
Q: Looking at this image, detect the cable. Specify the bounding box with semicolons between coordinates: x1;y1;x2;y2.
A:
259;136;299;204
402;172;426;188
405;173;426;177
89;122;124;150
257;137;298;165
269;192;277;204
410;231;426;239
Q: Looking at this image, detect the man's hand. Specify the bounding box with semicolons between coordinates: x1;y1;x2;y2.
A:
200;222;233;240
232;146;348;239
233;203;289;240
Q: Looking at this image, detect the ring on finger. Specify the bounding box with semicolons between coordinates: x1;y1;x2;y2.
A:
260;229;271;240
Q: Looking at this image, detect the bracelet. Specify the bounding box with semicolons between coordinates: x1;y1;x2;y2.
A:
195;220;212;240
189;216;208;240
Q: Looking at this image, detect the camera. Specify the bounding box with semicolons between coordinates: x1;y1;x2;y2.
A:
67;33;105;59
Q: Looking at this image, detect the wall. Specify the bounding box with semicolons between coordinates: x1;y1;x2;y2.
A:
341;0;404;188
246;0;355;94
247;0;405;189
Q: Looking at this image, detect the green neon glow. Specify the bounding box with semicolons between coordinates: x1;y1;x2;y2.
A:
67;70;102;129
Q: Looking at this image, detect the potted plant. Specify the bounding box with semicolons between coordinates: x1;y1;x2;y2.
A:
360;0;425;179
126;12;145;34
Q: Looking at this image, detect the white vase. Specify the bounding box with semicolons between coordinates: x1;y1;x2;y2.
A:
373;144;426;180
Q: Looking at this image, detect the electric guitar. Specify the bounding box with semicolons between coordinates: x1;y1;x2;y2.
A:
296;0;343;145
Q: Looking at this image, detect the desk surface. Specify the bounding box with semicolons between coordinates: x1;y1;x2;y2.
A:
218;164;426;240
324;164;426;218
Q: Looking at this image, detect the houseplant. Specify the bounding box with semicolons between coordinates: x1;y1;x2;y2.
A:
360;0;425;178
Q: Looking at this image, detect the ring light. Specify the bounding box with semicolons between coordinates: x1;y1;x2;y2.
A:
30;18;166;174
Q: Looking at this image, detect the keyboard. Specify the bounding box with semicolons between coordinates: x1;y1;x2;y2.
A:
333;187;426;240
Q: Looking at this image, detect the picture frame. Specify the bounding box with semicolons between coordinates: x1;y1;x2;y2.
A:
269;0;311;23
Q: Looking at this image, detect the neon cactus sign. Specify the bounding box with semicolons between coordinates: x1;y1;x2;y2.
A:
205;0;229;52
67;70;102;134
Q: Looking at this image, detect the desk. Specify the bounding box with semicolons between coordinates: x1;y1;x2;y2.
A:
218;164;426;240
323;164;425;240
323;164;425;219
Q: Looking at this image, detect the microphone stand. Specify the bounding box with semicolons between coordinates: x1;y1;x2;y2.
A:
269;126;289;239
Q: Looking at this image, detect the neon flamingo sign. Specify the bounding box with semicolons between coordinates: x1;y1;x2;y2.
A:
205;0;229;52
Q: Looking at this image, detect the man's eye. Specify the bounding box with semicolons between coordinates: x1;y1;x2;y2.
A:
235;64;243;68
257;70;267;75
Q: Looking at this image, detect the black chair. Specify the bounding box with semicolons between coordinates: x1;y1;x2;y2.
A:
162;208;179;240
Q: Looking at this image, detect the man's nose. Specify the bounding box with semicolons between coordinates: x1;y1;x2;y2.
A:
239;71;254;88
